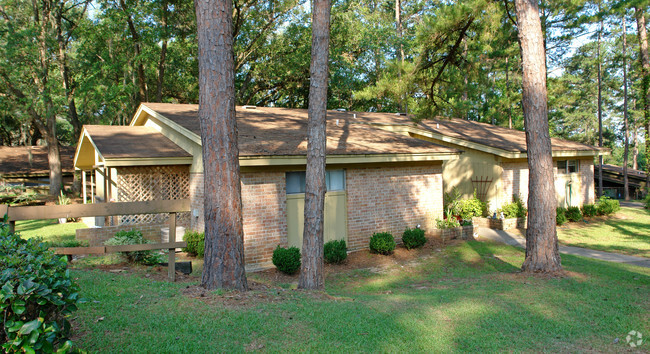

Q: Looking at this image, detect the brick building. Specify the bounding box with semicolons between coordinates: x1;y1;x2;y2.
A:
74;103;459;270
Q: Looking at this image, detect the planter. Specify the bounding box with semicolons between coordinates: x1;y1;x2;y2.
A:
472;217;527;231
461;225;475;240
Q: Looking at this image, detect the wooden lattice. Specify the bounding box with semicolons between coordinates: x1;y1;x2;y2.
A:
116;165;190;226
471;175;493;202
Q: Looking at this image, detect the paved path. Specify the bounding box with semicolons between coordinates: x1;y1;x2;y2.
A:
619;201;645;209
477;227;650;268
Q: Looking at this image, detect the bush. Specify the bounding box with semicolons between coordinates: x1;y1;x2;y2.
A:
183;231;205;258
272;246;301;274
645;194;650;210
1;219;79;352
556;207;567;226
369;232;396;255
581;204;597;217
566;206;582;222
455;197;485;220
402;228;426;250
324;240;347;264
596;196;621;216
497;196;527;218
436;218;460;229
104;229;163;265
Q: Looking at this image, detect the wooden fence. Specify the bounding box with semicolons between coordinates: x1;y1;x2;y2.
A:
1;199;191;281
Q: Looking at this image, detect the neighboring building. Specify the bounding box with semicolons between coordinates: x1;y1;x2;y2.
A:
74;103;460;270
352;115;607;210
596;164;647;200
0;145;75;189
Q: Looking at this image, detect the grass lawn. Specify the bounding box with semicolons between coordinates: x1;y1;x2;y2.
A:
71;241;649;352
16;219;86;246
557;207;650;258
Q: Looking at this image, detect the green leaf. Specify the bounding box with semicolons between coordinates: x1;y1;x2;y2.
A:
17;319;41;336
12;300;26;315
56;340;73;353
7;320;23;332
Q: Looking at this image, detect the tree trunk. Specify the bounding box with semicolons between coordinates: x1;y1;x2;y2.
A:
395;0;405;112
623;13;630;200
195;0;248;291
54;3;82;140
33;0;62;196
597;7;603;198
514;0;561;273
157;0;168;102
635;6;650;193
298;0;331;290
120;0;148;102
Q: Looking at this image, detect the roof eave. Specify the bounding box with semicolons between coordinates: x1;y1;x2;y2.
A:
239;152;459;167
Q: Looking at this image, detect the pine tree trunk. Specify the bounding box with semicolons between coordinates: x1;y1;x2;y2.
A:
623;13;630;200
597;9;603;198
195;0;248;291
514;0;561;273
635;6;650;193
120;0;148;102
298;0;331;290
157;0;168;102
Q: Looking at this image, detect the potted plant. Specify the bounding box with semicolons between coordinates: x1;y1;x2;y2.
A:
57;191;70;224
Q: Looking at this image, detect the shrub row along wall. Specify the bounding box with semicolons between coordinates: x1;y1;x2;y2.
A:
189;164;444;270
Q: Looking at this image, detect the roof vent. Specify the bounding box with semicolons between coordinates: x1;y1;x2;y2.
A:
242;105;257;110
395;112;407;116
335;108;346;112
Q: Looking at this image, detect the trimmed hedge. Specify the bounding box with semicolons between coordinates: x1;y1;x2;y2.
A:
324;240;347;264
566;206;582;222
183;231;205;258
369;232;396;255
402;228;426;250
581;204;597;217
1;219;79;352
556;207;567;226
272;246;301;274
596;197;620;216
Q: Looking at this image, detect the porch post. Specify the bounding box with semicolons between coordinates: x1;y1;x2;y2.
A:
82;170;87;204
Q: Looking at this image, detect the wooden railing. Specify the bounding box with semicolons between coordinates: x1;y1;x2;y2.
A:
1;199;191;281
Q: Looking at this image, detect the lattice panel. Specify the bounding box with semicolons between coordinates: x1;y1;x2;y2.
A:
116;165;190;226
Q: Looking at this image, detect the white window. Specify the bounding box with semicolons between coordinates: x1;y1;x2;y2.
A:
557;160;579;174
286;170;346;194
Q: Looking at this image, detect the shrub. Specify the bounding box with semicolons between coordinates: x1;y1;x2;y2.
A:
556;207;567;226
566;206;582;222
324;240;347;264
596;196;620;216
645;194;650;210
497;196;527;218
1;219;79;352
455;196;485;220
581;204;597;217
272;246;301;274
369;232;396;255
436;218;460;229
402;228;426;250
183;231;205;258
104;229;163;265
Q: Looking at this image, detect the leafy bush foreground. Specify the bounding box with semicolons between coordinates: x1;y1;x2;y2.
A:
1;219;79;352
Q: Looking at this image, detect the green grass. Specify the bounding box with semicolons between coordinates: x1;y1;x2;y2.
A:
16;219;86;247
71;241;649;352
557;207;650;258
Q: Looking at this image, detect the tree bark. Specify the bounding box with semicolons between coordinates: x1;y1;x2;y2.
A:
597;6;603;198
515;0;561;273
298;0;331;290
195;0;248;291
635;6;650;193
32;0;62;196
623;13;630;200
156;0;168;102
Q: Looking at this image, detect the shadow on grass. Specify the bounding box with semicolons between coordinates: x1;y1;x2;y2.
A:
71;240;650;352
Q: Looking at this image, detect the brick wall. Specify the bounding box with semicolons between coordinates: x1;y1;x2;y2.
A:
189;171;287;271
346;165;443;251
76;221;171;246
500;162;530;207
